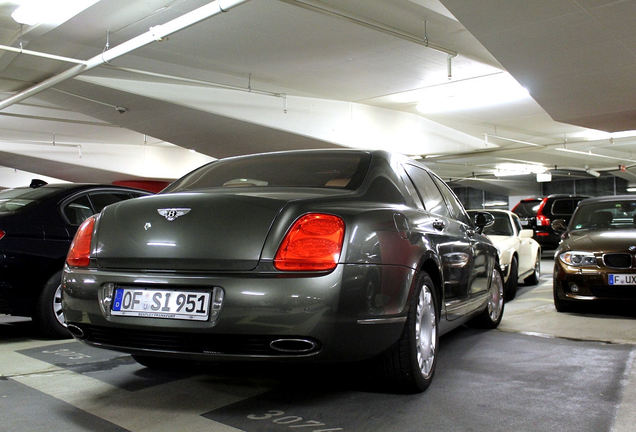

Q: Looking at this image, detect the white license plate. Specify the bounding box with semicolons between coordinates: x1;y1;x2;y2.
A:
520;220;529;226
608;274;636;285
111;288;210;321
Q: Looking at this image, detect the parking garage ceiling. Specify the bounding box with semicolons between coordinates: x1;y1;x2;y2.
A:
0;0;635;193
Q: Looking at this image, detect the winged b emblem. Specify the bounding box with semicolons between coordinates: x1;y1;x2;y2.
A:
157;208;191;221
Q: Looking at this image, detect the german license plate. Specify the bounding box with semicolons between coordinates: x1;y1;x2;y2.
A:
608;274;636;285
111;288;210;321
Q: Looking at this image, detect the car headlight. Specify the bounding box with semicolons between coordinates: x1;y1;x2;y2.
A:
559;251;597;267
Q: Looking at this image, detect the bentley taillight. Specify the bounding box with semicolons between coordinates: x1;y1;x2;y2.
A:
66;216;96;267
274;213;345;271
0;229;5;240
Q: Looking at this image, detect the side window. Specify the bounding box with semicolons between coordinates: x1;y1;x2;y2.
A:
63;195;94;225
88;192;133;213
512;214;523;233
551;199;572;216
404;165;449;217
398;165;424;210
429;173;471;225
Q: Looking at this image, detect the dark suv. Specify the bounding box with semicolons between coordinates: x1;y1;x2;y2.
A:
512;194;587;249
0;183;149;338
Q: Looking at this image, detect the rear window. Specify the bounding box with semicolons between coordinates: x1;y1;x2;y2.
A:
164;152;371;193
0;187;62;212
513;199;542;217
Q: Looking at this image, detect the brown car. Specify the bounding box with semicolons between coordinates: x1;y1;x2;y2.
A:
552;195;636;311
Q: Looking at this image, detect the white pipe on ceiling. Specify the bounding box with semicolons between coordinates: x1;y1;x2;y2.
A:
279;0;458;57
0;44;85;64
0;0;251;112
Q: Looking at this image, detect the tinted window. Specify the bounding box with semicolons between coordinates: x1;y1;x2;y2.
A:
551;199;573;215
513;200;542;217
64;195;94;225
164;152;371;193
0;187;62;212
429;173;470;225
89;192;133;213
404;165;449;217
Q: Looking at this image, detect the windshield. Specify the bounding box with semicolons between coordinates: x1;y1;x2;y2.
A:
0;187;61;212
513;199;542;217
469;211;514;236
164;152;371;193
570;200;636;230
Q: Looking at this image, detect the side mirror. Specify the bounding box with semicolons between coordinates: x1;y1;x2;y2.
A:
473;211;495;234
551;219;567;233
519;229;533;239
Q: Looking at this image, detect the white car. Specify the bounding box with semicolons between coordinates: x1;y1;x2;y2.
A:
468;209;541;300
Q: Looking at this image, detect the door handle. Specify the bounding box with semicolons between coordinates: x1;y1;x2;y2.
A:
433;220;446;231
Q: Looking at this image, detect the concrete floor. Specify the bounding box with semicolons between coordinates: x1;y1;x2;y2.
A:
1;259;635;432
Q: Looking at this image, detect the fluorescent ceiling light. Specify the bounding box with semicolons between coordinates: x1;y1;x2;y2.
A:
484;201;507;207
554;147;636;164
570;129;636;141
416;72;530;114
11;0;100;26
627;187;636;193
493;162;546;177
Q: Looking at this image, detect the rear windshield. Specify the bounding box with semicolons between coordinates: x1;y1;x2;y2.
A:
570;200;636;231
164;152;371;193
513;200;542;217
0;187;61;212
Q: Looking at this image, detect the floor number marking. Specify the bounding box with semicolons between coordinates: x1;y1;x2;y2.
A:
247;410;343;431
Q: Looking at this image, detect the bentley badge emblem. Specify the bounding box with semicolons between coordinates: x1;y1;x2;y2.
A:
158;208;191;221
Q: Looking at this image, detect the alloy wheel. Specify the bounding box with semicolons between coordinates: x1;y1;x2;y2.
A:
415;283;437;378
53;284;66;328
488;269;504;322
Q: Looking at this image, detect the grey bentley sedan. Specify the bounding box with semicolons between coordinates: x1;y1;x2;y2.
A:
62;149;503;392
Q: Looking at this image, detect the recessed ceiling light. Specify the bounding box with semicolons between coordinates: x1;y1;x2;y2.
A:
416;72;530;114
11;0;100;26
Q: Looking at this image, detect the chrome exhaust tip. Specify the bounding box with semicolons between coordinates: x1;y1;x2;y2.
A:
269;338;318;353
66;324;85;339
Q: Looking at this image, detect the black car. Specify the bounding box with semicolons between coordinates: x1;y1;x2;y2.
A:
512;194;587;249
62;150;503;392
0;183;149;338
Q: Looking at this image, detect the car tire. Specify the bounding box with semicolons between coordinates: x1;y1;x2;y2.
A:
33;271;71;339
380;271;439;393
505;256;518;301
524;252;541;285
469;267;505;329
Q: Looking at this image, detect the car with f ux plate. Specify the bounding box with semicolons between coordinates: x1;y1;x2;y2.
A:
61;149;504;392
